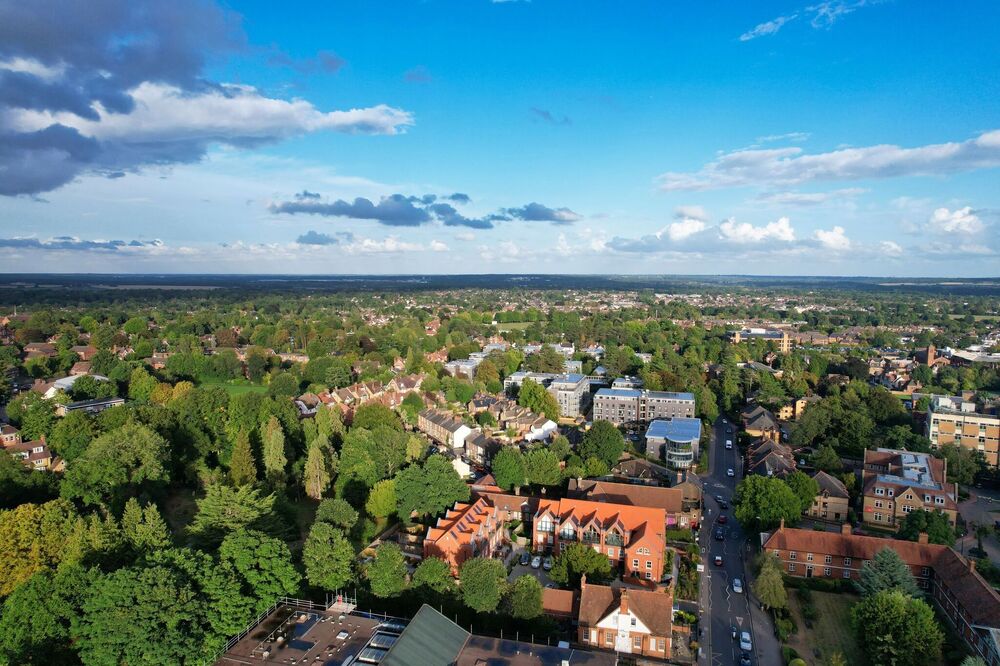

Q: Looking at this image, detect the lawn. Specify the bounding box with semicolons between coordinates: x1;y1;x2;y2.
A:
493;321;533;332
785;590;864;666
199;379;268;396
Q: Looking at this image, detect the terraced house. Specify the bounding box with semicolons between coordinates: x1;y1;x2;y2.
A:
423;497;507;575
532;498;666;583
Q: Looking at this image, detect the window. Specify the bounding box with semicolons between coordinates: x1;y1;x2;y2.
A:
789;552;797;560
582;629;589;642
631;617;637;627
658;639;666;651
824;567;832;576
844;557;852;566
633;636;642;649
887;489;894;497
825;555;832;564
875;487;885;496
934;497;945;505
806;553;814;562
646;560;652;569
632;558;639;568
921;567;930;576
789;563;797;572
924;495;931;503
843;570;851;579
606;633;613;646
874;500;883;509
874;512;883;522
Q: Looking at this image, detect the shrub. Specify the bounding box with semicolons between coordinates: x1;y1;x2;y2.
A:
782;646;800;663
788;659;808;666
775;616;797;642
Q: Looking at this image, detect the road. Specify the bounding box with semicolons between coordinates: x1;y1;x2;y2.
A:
696;416;781;666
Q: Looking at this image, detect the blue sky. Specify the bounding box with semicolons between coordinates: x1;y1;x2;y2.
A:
1;0;999;275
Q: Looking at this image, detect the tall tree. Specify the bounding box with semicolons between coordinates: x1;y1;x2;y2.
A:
412;557;455;594
0;499;82;596
302;523;354;591
303;441;331;500
459;557;507;612
898;509;956;546
517;378;560;421
228;430;258;486
187;484;283;547
315;498;359;530
785;471;820;513
219;529;301;614
491;447;527;491
365;479;397;519
752;555;787;611
733;475;803;531
856;547;921;598
852;589;943;666
548;543;612;586
261;416;288;487
579;420;626;468
366;543;408;598
394;454;470;521
352;403;402;432
120;498;171;553
525;447;562;487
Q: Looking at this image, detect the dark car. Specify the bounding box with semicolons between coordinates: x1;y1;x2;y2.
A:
739;652;752;666
714;528;725;541
519;551;530;566
717;514;728;524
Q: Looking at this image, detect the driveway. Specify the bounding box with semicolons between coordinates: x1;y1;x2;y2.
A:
509;547;558;587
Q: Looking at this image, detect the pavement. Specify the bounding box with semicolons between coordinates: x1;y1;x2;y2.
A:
956;487;1000;562
696;416;782;666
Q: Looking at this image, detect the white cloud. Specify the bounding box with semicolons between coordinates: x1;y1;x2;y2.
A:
814;225;851;251
454;231;476;241
674;205;709;222
429;239;449;252
657;129;1000;191
740;15;797;41
664;218;706;241
756;132;811;144
0;57;65;81
8;82;414;142
928;207;984;235
880;240;904;257
342;236;426;254
755;187;866;206
719;216;796;243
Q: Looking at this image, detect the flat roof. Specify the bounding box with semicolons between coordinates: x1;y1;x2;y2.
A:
646;417;702;442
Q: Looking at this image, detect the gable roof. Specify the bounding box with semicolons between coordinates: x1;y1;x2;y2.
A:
763;524;945;568
568;478;685;515
578;583;673;637
932;548;1000;628
381;605;469;666
813;471;849;499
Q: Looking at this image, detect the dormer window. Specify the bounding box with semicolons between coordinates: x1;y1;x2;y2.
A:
875;487;885;496
887;489;894;497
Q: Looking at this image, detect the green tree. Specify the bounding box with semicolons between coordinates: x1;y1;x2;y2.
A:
187;484;283;547
261;416;288;487
120;498;171;553
852;589;943;666
366;479;397;518
0;500;82;596
412;557;455;594
47;410;97;462
938;443;983;486
6;392;56;440
474;359;501;391
525;447;562;487
395;454;470;521
304;441;332;500
579;420;625;468
856;547;921;598
228;430;258;486
219;529;301;614
809;444;843;473
303;523;354;591
548;542;612;586
459;557;507;612
786;471;820;513
733;475;803;532
352;403;402;431
491;447;527;491
316;498;359;530
366;543;408;598
752;554;787;610
517;378;560;421
60;422;170;511
505;574;543;619
898;509;956;546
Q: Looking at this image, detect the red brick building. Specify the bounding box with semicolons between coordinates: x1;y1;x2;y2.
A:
577;577;673;661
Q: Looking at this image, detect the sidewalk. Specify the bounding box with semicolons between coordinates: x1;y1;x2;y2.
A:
742;542;784;666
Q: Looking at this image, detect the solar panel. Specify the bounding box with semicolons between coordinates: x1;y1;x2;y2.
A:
357;646;388;663
369;632;399;649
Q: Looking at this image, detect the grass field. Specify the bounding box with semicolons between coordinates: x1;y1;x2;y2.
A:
200;380;268;395
493;321;534;332
785;591;864;666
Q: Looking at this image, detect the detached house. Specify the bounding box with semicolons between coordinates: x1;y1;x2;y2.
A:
532;498;667;583
807;471;850;523
577;578;674;661
741;405;781;442
860;448;958;530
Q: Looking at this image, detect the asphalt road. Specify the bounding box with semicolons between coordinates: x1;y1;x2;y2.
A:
696;416;781;666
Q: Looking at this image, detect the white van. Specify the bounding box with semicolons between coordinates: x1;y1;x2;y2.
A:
725;439;733;449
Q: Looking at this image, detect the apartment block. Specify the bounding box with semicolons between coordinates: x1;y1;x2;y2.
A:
423;497;507;575
546;373;592;418
532;497;666;583
644;417;702;470
728;327;792;353
926;395;1000;469
592;388;695;427
860;448;958;530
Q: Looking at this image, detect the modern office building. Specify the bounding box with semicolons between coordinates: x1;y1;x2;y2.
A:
728;327;792;353
592;388;695;427
644;418;702;469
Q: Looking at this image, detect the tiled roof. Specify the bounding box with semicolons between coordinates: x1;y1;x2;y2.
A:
763;525;945;568
568;479;685;515
542;588;577;617
536;498;666;545
813;471;849;499
578;583;673;637
933;548;1000;627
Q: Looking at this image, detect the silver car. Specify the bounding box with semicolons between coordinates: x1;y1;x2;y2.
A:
732;578;743;594
739;631;752;652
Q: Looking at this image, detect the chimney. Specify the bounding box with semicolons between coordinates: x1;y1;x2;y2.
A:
619;587;629;615
917;532;929;545
969;558;977;573
580;574;587;590
926;344;935;366
841;523;852;536
779;518;785;531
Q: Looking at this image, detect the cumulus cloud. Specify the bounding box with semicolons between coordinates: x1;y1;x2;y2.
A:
719;217;796;243
813;225;851;251
504;202;582;224
740;15;798;41
0;235;162;251
429;240;449;252
342;236;426;254
296;230;351;245
928;207;984;235
880;240;904;257
270;192;582;229
665;218;706;241
674;205;709;222
0;0;412;196
657;129;1000;191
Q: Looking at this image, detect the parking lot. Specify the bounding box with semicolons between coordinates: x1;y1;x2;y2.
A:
508;547;558;587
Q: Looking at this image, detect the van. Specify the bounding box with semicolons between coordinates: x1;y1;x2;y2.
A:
725;440;733;449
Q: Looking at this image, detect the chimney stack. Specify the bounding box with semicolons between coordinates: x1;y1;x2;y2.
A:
969;558;977;573
580;574;587;590
917;532;929;545
779;518;785;530
841;523;852;536
619;587;629;615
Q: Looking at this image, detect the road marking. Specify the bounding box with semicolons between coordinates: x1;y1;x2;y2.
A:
736;616;743;626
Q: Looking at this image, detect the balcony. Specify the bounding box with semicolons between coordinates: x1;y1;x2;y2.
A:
559;531;577;541
605;534;624;547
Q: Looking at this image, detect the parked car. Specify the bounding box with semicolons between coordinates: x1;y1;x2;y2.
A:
718;499;728;509
714;528;725;541
717;514;728;524
520;551;530;566
531;555;542;569
727;468;735;477
714;555;723;566
739;631;753;652
732;578;743;594
543;556;554;571
739;652;752;666
725;439;733;449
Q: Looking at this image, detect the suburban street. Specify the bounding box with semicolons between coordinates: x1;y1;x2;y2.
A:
697;416;781;666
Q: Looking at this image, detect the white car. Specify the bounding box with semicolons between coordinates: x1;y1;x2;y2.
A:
530;555;542;569
732;578;743;594
727;468;735;477
725;439;733;449
739;631;752;652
